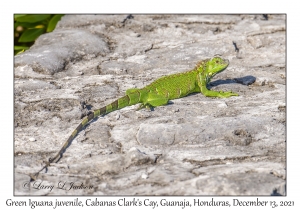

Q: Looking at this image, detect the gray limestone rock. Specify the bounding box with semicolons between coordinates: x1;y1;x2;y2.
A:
15;29;109;75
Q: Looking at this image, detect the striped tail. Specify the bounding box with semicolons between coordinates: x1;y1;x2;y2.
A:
30;93;141;180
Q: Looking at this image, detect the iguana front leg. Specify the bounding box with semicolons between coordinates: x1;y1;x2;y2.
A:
201;86;238;98
197;73;238;98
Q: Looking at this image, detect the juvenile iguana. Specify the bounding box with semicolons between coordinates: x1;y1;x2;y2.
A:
30;55;238;180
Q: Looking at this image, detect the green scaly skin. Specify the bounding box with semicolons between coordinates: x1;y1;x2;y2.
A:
30;56;238;180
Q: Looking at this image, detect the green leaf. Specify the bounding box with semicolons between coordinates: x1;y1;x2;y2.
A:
18;28;45;42
14;14;27;19
47;14;64;32
15;14;51;23
14;46;29;50
14;21;42;30
15;50;25;55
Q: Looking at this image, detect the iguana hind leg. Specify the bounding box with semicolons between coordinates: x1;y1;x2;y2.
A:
138;92;169;110
126;88;140;95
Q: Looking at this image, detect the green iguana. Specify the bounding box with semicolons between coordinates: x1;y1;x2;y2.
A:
30;55;238;180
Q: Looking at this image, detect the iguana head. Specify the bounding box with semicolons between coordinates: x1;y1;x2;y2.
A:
205;56;229;83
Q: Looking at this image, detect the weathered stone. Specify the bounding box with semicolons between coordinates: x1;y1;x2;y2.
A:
14;29;109;75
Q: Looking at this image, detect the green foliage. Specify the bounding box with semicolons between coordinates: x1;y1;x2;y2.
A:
47;15;64;32
14;14;64;55
15;14;51;23
18;28;45;42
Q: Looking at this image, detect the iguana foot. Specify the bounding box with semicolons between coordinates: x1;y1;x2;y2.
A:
217;91;239;98
137;103;153;110
202;88;239;98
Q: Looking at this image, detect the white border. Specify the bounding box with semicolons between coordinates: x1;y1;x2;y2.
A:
1;1;297;209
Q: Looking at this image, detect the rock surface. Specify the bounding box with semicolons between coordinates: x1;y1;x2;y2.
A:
14;14;286;195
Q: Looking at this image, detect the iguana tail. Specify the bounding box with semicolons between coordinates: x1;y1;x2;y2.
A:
30;92;140;181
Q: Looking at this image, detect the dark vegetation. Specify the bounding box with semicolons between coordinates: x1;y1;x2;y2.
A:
14;14;64;55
